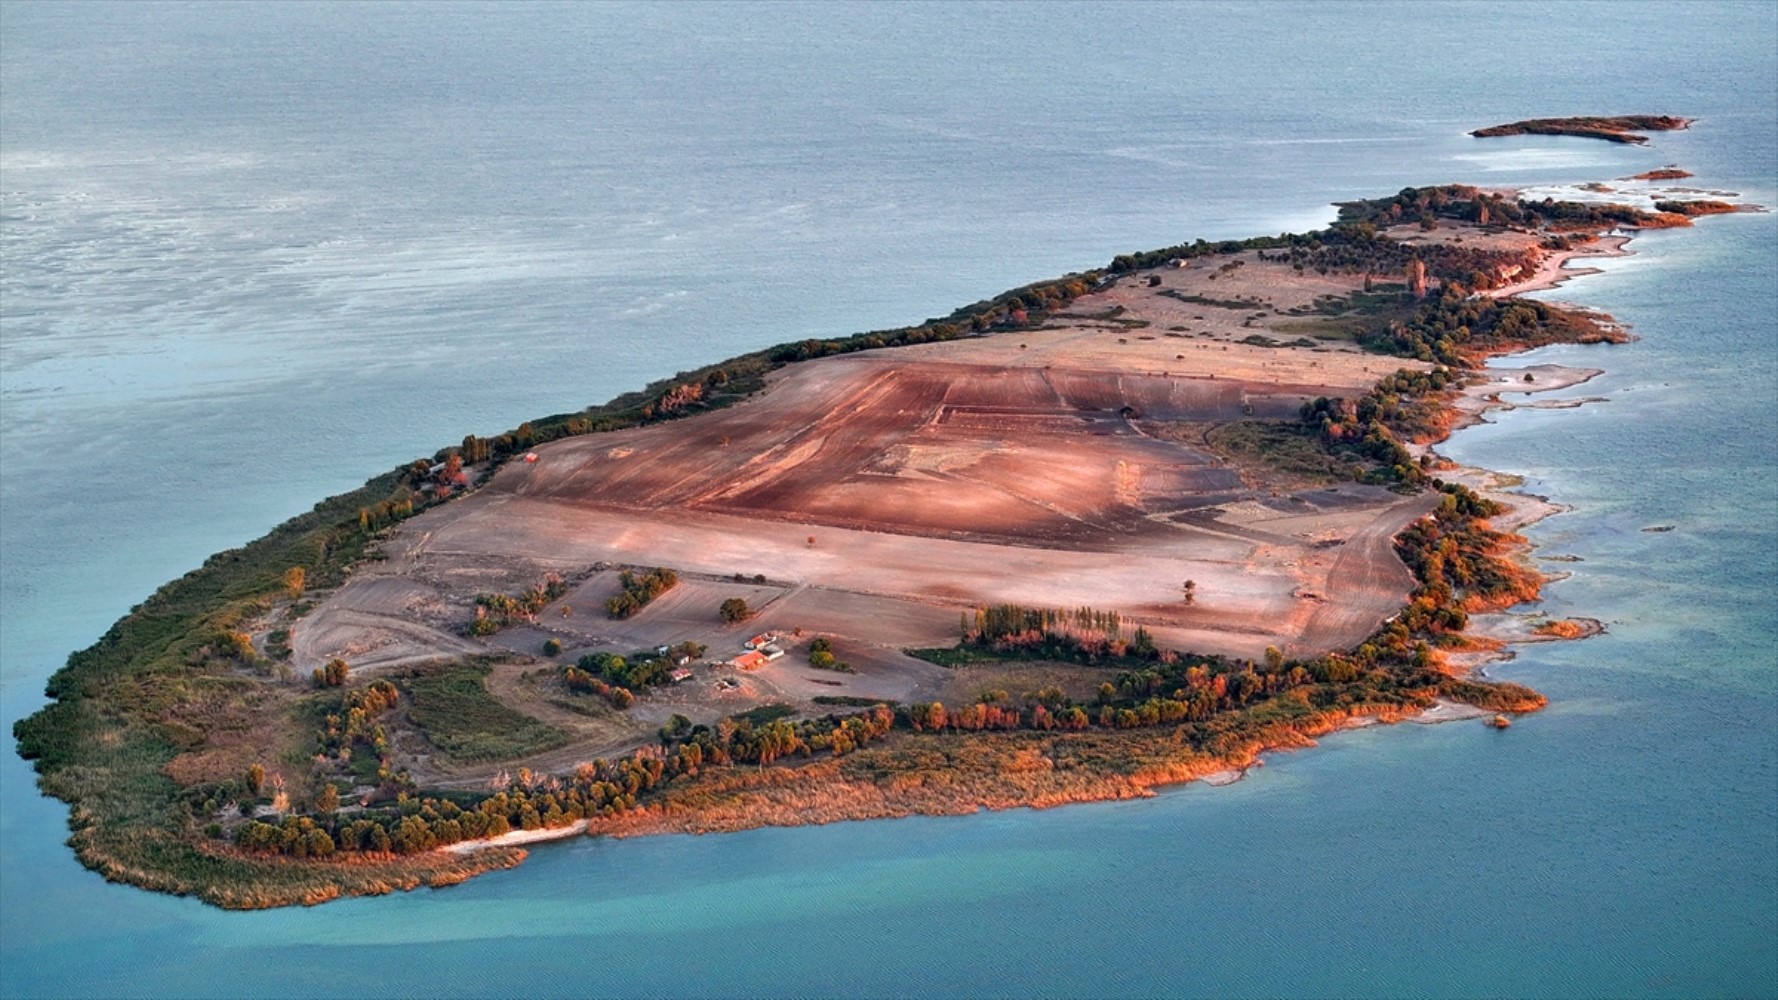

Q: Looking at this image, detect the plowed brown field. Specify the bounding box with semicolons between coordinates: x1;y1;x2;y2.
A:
293;249;1444;778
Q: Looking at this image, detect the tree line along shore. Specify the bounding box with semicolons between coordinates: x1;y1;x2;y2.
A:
13;178;1743;910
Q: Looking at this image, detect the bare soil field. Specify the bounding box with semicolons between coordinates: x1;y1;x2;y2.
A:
291;251;1444;778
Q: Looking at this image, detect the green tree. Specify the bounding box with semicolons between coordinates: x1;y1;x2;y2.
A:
720;598;751;623
222;630;257;664
304;827;336;857
245;764;265;796
1131;627;1156;657
313;658;350;687
659;714;693;742
579;652;626;678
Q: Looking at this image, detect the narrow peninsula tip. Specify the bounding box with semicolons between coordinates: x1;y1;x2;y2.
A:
1471;115;1692;144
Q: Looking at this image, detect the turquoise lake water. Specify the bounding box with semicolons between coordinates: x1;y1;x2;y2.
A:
2;3;1773;996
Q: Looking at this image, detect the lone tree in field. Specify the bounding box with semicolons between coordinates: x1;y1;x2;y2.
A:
720;598;751;623
1182;580;1197;605
312;658;349;688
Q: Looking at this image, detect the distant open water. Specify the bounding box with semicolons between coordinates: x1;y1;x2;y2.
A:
2;3;1773;996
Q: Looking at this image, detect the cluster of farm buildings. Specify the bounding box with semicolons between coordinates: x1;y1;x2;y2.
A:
723;632;785;672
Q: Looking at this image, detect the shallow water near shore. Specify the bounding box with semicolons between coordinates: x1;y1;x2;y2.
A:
3;3;1775;997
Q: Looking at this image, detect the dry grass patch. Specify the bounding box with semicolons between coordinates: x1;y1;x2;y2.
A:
936;662;1112;707
398;661;572;763
1200;421;1353;487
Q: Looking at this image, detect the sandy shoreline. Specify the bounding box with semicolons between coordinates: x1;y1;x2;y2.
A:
1192;697;1497;790
445;818;589;854
1488;233;1633;299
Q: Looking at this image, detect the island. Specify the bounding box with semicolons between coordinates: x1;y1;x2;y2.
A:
1470;115;1692;144
14;176;1746;909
